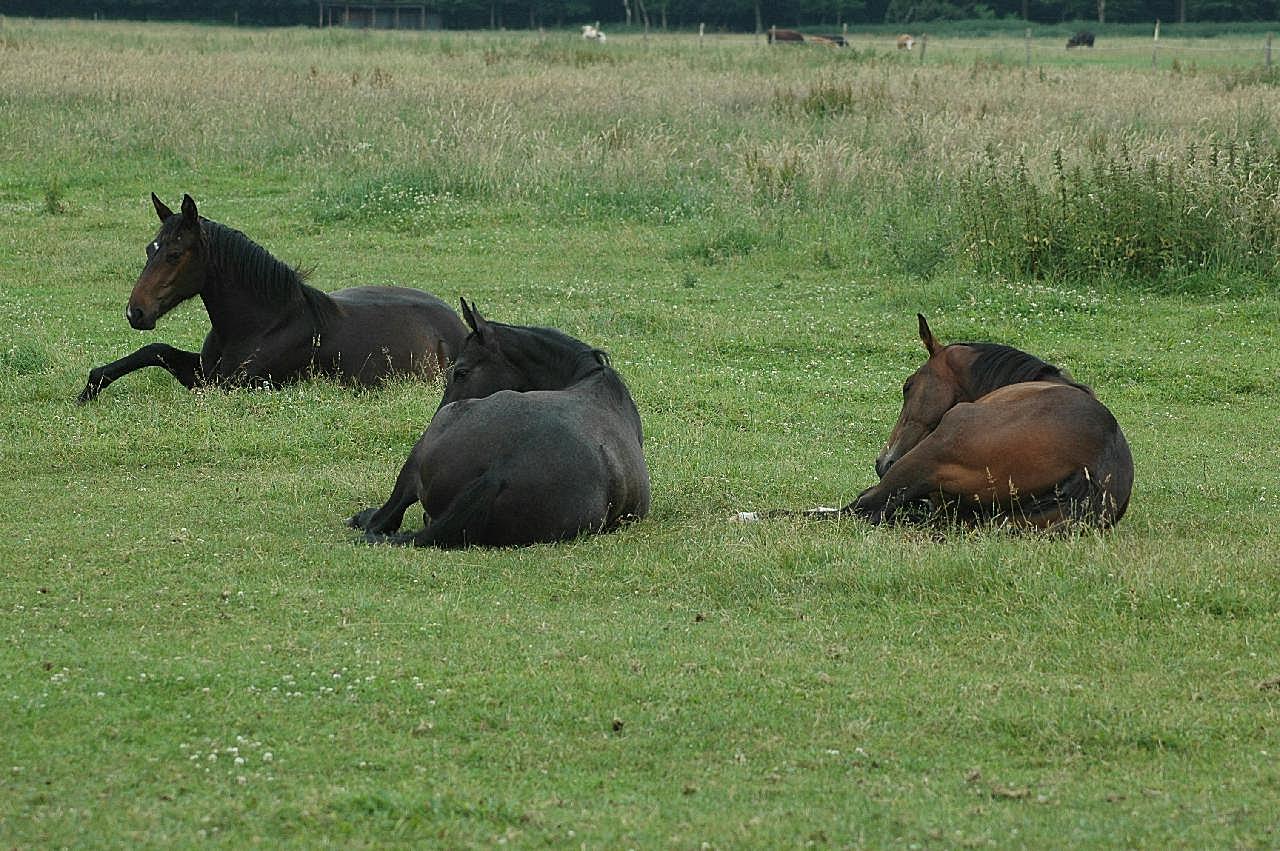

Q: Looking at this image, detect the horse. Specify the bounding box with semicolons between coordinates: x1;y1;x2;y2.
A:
349;299;651;548
735;315;1133;530
768;27;805;44
1066;30;1095;48
77;193;468;403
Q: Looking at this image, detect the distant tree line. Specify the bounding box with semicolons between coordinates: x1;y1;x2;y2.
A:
3;0;1277;29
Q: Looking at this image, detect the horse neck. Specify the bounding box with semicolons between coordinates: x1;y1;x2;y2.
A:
517;338;642;436
580;365;645;442
198;221;334;338
952;343;1084;401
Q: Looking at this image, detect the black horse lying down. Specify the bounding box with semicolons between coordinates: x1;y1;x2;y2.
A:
78;193;466;402
350;300;651;548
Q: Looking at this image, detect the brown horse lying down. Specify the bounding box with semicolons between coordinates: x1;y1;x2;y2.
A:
737;315;1133;530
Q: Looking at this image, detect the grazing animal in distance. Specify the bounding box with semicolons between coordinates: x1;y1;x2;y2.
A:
768;27;805;44
78;193;467;402
350;299;651;548
896;33;915;50
808;34;848;47
734;315;1133;530
1066;30;1095;48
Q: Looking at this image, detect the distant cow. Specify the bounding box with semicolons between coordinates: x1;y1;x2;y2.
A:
896;33;915;50
809;34;848;47
768;27;805;44
582;23;606;42
1066;30;1095;48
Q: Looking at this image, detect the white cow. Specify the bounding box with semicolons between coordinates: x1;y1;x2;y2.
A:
582;23;606;42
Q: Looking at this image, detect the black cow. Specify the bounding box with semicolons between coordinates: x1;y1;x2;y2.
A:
1066;31;1095;48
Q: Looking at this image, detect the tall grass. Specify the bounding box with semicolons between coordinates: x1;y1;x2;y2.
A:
5;20;1280;288
954;137;1280;290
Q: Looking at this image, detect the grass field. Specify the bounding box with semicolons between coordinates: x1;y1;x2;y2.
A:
2;17;1280;847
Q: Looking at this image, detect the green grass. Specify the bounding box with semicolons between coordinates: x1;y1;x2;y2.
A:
3;19;1280;847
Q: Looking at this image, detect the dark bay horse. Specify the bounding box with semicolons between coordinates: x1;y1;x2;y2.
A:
349;300;651;548
736;315;1133;530
77;193;467;402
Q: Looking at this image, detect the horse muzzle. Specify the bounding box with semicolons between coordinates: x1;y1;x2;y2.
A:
875;452;896;479
126;304;156;330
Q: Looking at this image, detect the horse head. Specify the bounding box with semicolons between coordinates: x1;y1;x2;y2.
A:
440;299;607;407
439;299;532;405
126;193;206;330
875;314;970;477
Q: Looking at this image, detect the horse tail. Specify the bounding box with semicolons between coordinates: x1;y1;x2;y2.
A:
411;469;506;548
1091;424;1134;525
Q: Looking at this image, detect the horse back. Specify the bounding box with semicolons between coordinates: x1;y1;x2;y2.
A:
320;286;467;383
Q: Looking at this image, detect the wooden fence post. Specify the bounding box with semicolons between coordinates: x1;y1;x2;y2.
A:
1025;27;1031;70
1267;33;1273;69
920;33;928;62
699;22;704;46
1152;19;1160;70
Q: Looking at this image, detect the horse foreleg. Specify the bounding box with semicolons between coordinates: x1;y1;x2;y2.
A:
349;436;429;534
77;343;202;403
845;455;942;525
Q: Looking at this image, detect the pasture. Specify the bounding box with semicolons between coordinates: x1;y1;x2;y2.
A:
2;18;1280;846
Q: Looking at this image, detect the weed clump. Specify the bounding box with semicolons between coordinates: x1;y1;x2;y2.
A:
954;139;1280;291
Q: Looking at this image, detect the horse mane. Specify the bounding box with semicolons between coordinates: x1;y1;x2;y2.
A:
959;342;1094;398
490;323;612;384
202;219;337;328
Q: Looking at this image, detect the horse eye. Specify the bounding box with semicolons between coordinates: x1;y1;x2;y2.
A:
451;367;468;382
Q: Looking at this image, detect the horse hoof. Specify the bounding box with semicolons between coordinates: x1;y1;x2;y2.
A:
348;508;376;529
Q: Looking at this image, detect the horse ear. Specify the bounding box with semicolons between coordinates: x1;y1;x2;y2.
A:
180;193;198;224
917;313;942;355
460;298;494;343
152;193;174;222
